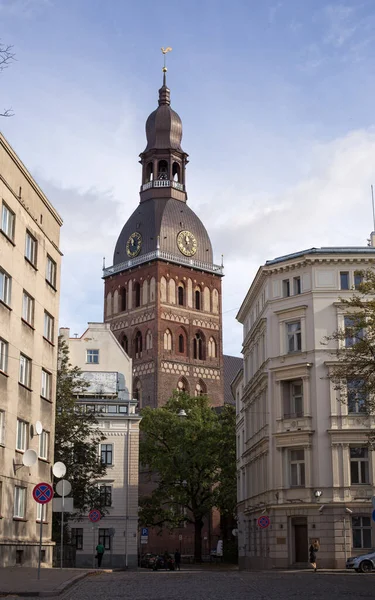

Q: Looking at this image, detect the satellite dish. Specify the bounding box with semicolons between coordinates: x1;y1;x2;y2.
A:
56;479;72;496
22;449;37;467
52;461;66;478
35;421;43;435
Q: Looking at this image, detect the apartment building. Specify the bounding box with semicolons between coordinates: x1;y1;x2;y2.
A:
60;323;140;568
235;245;375;570
0;133;62;566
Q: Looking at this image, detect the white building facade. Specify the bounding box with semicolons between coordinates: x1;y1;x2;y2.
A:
60;323;140;568
236;246;375;570
0;133;62;567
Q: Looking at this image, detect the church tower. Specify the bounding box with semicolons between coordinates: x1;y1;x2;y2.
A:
103;68;224;408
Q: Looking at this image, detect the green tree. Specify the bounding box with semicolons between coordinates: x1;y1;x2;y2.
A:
53;337;107;540
325;269;375;433
139;392;236;561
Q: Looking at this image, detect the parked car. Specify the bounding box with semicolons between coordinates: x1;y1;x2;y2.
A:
140;553;157;568
152;554;175;571
346;550;375;572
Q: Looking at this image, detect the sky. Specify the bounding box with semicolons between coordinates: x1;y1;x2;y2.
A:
2;0;375;356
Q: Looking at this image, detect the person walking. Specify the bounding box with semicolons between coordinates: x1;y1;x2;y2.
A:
96;542;105;568
174;549;181;571
309;539;319;572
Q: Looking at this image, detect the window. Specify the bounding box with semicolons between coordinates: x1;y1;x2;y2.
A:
352;516;372;549
178;334;184;353
22;292;34;326
121;335;129;354
36;502;47;522
14;486;26;518
19;354;32;388
344;315;363;348
134;282;141;308
100;444;113;466
287;321;301;353
340;271;350;290
41;369;52;400
208;337;217;358
25;231;37;266
350;447;369;484
293;277;301;295
86;349;99;364
39;430;49;460
0;338;8;373
16;419;28;451
71;528;83;550
193;333;204;360
99;485;112;507
282;380;303;418
99;528;112;550
178;285;184;306
195;381;206;396
0;410;5;445
0;268;11;305
1;202;15;240
347;380;366;414
120;287;127;311
44;311;54;343
163;329;172;351
46;255;57;288
290;449;305;487
195;289;201;310
146;330;152;350
282;279;290;297
135;331;142;357
354;271;363;290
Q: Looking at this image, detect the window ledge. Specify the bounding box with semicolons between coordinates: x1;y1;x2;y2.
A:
0;229;15;246
45;279;57;292
13;517;28;522
0;370;9;378
0;298;11;311
36;520;49;524
40;395;53;404
18;382;33;392
38;457;50;463
24;257;38;271
21;318;35;331
15;449;25;455
43;336;55;347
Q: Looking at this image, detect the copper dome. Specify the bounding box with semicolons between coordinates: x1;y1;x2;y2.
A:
144;76;183;152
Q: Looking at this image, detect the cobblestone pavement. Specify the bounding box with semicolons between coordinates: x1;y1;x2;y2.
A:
11;568;375;600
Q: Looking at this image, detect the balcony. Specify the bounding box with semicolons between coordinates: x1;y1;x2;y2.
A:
103;249;224;277
141;180;185;192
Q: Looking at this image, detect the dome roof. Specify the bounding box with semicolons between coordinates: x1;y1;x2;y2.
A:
113;197;213;266
143;75;184;153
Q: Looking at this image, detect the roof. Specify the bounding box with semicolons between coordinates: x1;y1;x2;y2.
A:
266;246;375;266
223;355;243;405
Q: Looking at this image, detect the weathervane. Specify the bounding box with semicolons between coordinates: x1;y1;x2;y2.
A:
161;46;172;72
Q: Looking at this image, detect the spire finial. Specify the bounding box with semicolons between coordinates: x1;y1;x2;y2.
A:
161;46;172;85
159;47;172;106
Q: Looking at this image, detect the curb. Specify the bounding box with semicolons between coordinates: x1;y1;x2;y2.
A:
0;570;102;598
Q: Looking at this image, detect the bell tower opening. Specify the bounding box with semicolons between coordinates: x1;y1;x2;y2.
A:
157;160;168;180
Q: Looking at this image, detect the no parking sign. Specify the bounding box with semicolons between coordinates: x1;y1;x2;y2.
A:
257;515;271;529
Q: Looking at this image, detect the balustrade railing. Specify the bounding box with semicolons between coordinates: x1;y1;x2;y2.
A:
141;180;185;192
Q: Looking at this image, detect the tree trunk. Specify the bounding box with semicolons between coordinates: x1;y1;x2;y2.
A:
194;518;204;562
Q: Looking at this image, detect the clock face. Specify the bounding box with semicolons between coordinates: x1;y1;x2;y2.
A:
177;230;197;257
126;232;142;258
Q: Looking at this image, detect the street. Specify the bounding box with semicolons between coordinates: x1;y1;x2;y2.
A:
45;568;375;600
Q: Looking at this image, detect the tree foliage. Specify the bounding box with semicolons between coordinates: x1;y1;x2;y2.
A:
139;392;236;561
53;337;107;539
0;40;15;117
325;269;375;438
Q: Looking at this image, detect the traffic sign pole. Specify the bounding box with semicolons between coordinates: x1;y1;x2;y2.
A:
33;483;53;580
38;504;43;580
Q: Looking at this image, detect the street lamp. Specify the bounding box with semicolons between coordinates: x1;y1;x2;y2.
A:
178;409;187;418
314;490;323;499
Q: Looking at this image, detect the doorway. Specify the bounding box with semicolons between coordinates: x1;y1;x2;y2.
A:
292;517;308;563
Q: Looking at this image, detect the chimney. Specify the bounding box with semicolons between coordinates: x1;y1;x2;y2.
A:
59;327;70;341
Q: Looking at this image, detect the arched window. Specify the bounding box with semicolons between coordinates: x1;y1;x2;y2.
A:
193;332;204;360
212;289;219;314
106;292;112;317
208;337;217;358
178;334;184;353
177;377;189;393
120;287;127;311
135;331;142;358
121;334;129;355
113;289;119;314
160;276;167;303
164;329;172;351
178;284;185;306
195;288;201;310
146;162;153;182
203;287;210;312
195;380;207;396
134;282;141;308
150;277;156;302
169;278;176;304
172;162;180;182
142;280;148;305
133;378;142;407
158;160;168;180
146;330;153;350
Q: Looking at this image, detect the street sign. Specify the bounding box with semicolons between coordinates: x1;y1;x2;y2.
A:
140;537;148;544
33;482;53;504
88;508;102;523
52;498;74;512
257;515;271;529
141;527;149;536
372;509;375;523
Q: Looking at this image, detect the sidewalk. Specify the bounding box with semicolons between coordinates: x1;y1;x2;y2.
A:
0;567;104;597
